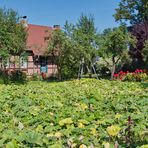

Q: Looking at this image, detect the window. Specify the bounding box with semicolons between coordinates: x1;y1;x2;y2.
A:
20;57;27;68
44;37;50;41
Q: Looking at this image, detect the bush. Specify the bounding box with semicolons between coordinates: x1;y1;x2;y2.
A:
10;70;27;83
124;73;147;82
59;65;78;80
0;70;11;84
114;69;148;82
31;73;43;81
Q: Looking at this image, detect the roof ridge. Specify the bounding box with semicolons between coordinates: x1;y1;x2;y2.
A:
28;23;53;29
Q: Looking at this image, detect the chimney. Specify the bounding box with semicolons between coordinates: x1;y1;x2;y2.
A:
20;20;28;27
19;16;28;27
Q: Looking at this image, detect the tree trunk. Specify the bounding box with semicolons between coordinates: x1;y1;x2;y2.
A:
57;65;62;81
86;65;92;78
111;56;116;80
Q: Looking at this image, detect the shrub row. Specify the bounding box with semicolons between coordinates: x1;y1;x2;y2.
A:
113;69;148;82
0;70;27;84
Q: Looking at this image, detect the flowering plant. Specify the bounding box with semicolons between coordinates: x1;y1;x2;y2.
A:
113;69;148;82
41;72;47;80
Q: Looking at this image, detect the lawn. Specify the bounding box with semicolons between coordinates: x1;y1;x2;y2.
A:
0;79;147;147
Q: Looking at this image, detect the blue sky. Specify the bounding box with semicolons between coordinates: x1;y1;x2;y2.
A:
0;0;120;31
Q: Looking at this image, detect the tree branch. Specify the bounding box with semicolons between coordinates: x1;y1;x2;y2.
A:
115;57;120;64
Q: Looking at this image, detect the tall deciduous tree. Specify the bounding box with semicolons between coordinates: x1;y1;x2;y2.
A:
114;0;148;66
99;26;136;79
48;29;66;80
73;14;98;64
114;0;148;25
128;22;148;64
48;28;77;80
0;8;26;68
48;14;99;80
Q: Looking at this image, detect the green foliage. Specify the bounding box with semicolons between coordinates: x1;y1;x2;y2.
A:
0;70;27;84
99;26;136;79
10;70;27;83
0;79;147;147
142;40;148;64
0;8;26;64
114;0;148;25
95;57;111;78
100;26;136;58
48;14;98;80
0;70;10;84
124;73;148;82
48;29;77;80
114;69;148;82
74;14;98;62
31;73;42;81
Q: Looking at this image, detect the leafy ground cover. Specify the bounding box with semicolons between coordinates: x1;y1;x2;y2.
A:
0;79;147;147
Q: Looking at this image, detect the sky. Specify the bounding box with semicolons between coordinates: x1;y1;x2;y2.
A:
0;0;120;32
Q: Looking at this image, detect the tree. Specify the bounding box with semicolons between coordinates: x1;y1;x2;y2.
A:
128;22;148;64
114;0;148;25
114;0;148;66
48;14;99;80
73;14;98;64
0;8;26;68
48;28;77;80
48;29;66;80
142;40;148;65
71;14;99;78
99;26;136;79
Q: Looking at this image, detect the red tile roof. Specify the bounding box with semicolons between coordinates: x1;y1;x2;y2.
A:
26;24;53;55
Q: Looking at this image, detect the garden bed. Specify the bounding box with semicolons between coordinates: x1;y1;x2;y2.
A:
0;79;147;147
